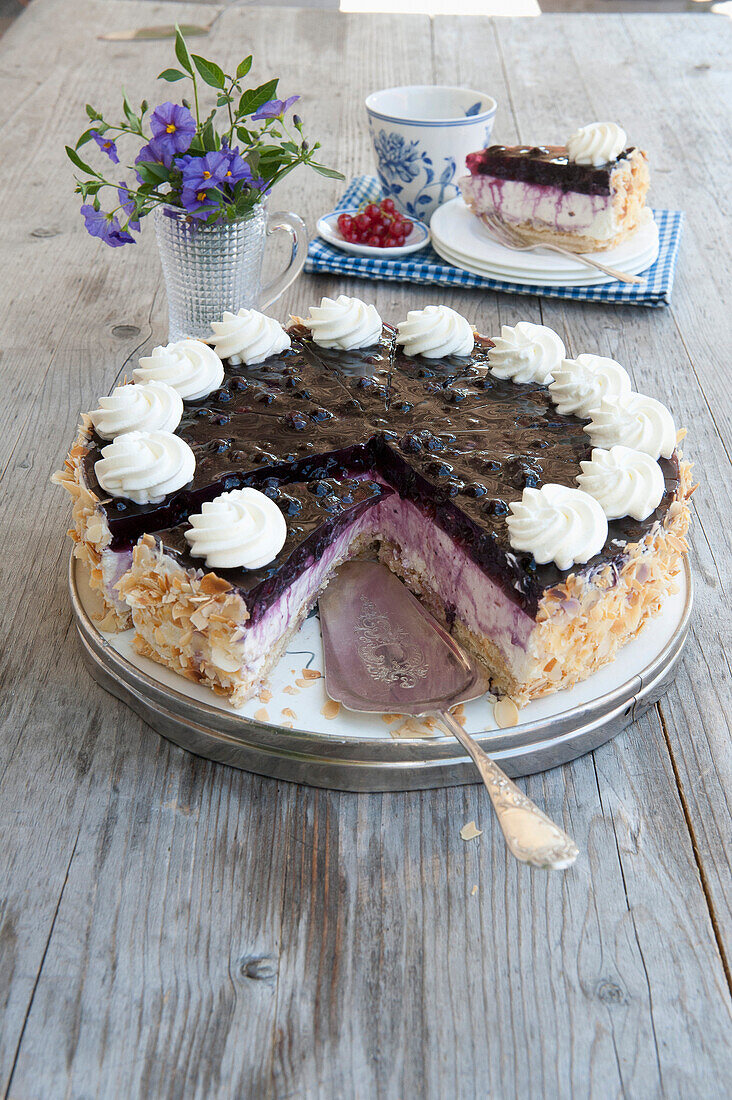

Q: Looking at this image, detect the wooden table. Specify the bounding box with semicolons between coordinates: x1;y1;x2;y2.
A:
1;2;730;1096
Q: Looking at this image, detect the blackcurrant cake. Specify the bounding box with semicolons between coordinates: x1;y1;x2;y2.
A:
54;297;692;709
459;122;650;253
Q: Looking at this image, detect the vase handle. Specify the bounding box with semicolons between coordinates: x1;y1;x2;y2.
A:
259;210;307;312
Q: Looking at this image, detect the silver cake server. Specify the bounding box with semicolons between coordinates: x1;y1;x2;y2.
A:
319;561;578;870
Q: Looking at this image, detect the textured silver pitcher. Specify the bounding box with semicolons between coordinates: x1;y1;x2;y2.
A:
154;200;306;341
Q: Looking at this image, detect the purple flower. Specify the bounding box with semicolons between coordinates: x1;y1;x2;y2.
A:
178;150;229;193
179;186;219;220
91;130;119;164
117;182;140;231
80;205;135;247
252;95;300;121
150;102;196;154
135;137;174;183
220;143;253;187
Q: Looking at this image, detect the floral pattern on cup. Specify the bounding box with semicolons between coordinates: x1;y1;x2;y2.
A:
371;128;458;220
365;85;497;224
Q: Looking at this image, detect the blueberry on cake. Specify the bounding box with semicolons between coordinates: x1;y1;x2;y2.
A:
54;298;692;709
459;122;650;253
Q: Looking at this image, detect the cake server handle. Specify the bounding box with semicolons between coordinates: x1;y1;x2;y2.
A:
539;244;643;285
437;709;579;870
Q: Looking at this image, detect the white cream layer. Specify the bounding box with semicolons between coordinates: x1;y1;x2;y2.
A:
460;174;617;240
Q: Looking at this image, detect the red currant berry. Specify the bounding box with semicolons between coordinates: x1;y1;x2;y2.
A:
354;213;370;234
384;235;398;248
365;204;381;221
367;234;381;246
337;214;353;235
381;198;396;214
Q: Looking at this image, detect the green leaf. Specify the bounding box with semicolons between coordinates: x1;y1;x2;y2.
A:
237;78;279;117
135;163;171;186
236;56;252;80
309;163;346;180
200;118;217;151
192;54;225;89
85;104;101;120
174;25;194;75
121;89;142;133
236;126;253;144
65;145;98;176
216;94;233;107
76;128;97;149
158;68;187;83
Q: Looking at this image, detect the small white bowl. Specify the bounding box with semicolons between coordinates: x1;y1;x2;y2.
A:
316;208;431;258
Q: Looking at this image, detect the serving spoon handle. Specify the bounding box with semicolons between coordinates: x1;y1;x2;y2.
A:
437;709;579;870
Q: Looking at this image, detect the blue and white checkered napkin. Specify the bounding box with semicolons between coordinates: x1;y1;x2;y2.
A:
306;175;684;308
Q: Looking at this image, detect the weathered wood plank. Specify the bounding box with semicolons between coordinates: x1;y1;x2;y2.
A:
486;8;732;960
0;4;730;1099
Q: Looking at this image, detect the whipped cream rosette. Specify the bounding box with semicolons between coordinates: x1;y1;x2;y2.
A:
396;305;474;359
577;446;665;522
488;322;566;385
210;308;291;365
94;430;195;504
584;392;676;460
89;380;183;440
185;488;287;569
506;484;608;571
133;339;224;400
567;122;626;166
305;295;382;351
549;354;632;419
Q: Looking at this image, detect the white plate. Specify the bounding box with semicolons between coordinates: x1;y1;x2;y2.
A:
80;564;688;742
317;208;431;258
431;237;658;288
433;231;659;282
430;197;659;280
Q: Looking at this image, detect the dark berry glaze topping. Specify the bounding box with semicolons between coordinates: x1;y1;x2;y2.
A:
160;476;389;624
465;144;635;197
82;324;679;619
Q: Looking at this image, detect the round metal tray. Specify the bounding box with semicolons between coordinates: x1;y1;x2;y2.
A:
69;555;692;791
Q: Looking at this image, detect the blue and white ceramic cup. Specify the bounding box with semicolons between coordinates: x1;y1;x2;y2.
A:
365;85;497;224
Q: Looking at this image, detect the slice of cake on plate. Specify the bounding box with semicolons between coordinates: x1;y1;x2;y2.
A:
54;299;692;709
459;122;650;253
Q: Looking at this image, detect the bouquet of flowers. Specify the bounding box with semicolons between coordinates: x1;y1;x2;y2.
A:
67;27;343;247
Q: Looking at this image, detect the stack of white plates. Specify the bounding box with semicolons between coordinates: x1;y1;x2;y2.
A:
429;197;659;287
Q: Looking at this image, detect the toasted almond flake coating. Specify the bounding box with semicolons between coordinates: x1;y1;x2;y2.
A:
494;698;520;728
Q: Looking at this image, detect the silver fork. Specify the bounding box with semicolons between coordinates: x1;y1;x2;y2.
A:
480;212;644;285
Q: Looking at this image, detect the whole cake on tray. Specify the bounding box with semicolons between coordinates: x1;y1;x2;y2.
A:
459;122;650;253
54;297;692;708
